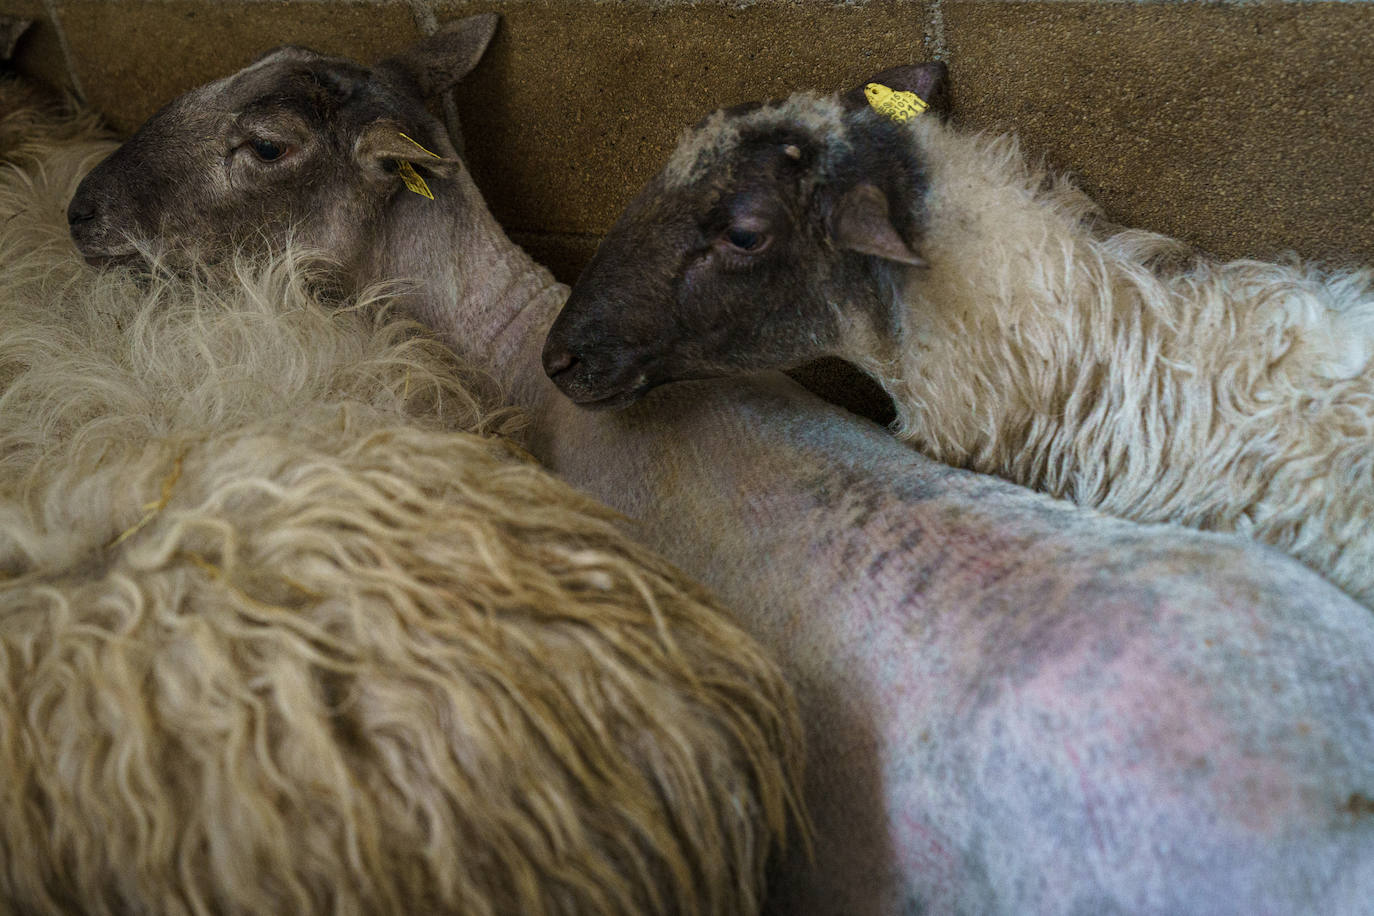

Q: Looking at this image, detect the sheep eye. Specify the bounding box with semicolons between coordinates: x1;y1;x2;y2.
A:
725;227;766;252
249;138;286;162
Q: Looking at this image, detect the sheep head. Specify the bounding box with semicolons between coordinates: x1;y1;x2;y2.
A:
67;14;498;270
543;63;946;409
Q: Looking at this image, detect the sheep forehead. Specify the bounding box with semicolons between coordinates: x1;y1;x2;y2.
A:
662;92;849;190
191;48;314;102
185;47;362;119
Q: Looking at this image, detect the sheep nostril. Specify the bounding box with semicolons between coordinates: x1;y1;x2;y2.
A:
66;199;98;227
542;346;579;380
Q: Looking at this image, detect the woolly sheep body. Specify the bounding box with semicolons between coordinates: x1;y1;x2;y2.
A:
876;117;1374;605
0;122;804;914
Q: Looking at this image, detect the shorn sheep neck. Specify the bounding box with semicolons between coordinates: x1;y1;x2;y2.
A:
356;165;566;413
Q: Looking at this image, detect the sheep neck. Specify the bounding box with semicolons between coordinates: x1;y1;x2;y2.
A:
357;166;567;411
864;120;1209;521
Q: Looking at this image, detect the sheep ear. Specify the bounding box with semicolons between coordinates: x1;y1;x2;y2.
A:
378;13;499;98
830;183;927;267
355;120;461;182
1;16;32;60
841;62;951;119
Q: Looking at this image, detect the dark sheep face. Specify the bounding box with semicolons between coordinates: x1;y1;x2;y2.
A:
543;63;948;409
66;15;499;271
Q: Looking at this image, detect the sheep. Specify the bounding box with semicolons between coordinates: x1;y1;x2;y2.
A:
0;82;806;915
63;26;1374;912
541;64;1374;608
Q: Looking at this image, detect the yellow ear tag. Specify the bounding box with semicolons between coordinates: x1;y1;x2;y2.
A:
396;160;434;199
865;82;929;123
394;132;441;200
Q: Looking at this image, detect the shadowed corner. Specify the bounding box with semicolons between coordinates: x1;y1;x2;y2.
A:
787;357;897;428
1344;793;1374;820
0;17;31;62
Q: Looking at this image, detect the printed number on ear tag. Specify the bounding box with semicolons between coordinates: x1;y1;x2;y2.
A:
865;83;929;123
396;160;434;200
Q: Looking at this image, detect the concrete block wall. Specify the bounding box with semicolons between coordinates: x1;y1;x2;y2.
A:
6;0;1373;277
4;0;1373;417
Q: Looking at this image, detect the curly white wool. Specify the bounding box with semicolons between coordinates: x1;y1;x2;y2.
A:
0;114;804;916
870;117;1374;606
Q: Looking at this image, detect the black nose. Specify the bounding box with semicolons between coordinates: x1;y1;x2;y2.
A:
542;343;578;380
66;194;97;227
